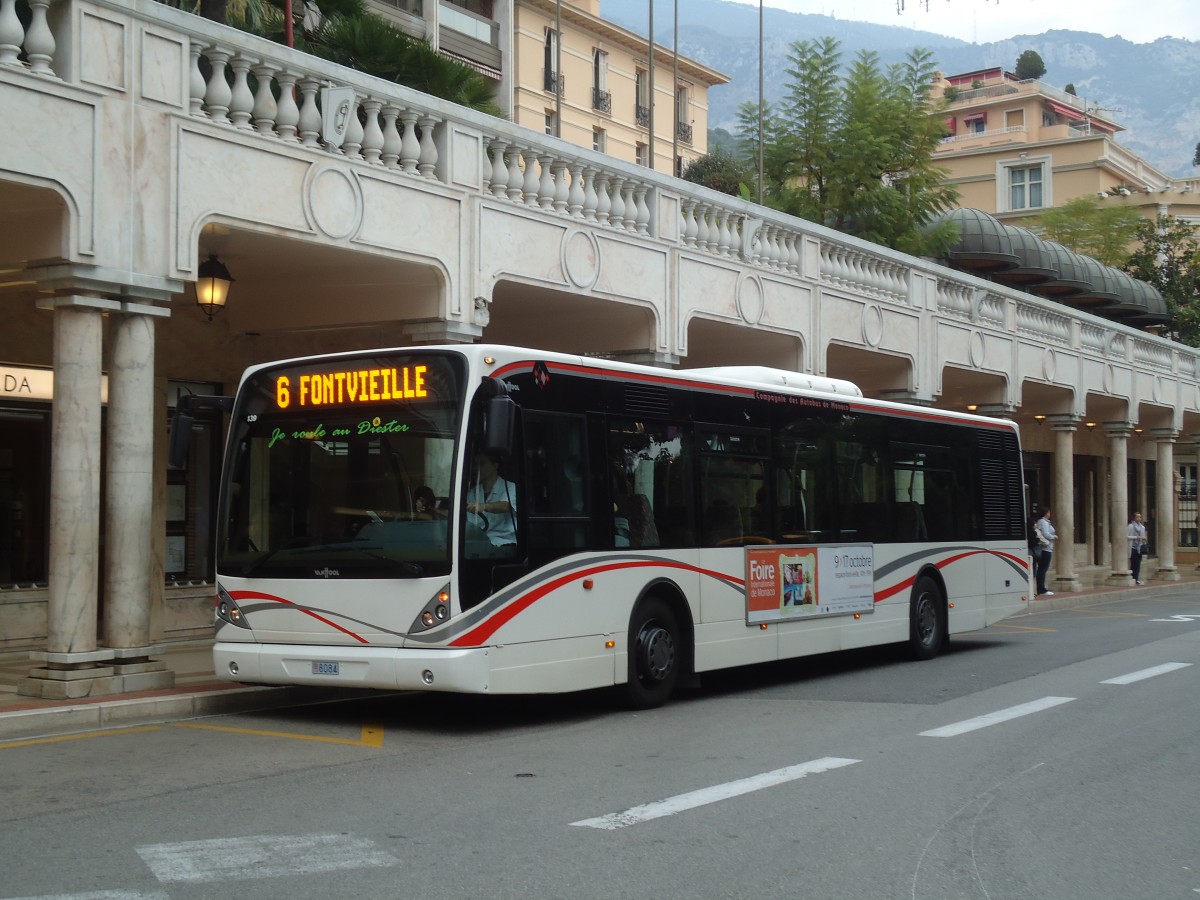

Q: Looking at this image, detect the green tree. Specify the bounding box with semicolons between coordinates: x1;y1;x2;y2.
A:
1193;141;1200;168
1124;216;1200;345
1015;49;1046;80
681;147;753;197
1031;196;1144;266
1064;83;1077;95
743;37;958;255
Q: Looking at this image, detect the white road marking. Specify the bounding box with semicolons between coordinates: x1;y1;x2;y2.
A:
136;833;397;884
570;757;860;830
1101;662;1192;684
920;696;1075;737
4;894;169;899
1147;614;1200;622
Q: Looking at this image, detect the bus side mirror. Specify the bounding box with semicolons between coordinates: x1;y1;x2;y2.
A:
167;407;195;469
483;394;516;458
168;394;233;468
478;377;516;458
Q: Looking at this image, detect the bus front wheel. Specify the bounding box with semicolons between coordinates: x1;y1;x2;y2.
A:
625;596;680;709
909;575;946;661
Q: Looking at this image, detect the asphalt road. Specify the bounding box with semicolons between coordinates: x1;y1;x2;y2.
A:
3;592;1199;900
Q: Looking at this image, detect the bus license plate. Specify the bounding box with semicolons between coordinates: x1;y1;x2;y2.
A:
311;660;340;676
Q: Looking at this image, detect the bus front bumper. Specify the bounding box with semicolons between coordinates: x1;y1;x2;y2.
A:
213;641;493;693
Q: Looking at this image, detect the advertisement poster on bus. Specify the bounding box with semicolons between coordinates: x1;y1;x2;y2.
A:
745;544;875;624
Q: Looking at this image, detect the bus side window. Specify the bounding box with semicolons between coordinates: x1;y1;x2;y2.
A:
607;419;691;549
523;412;588;552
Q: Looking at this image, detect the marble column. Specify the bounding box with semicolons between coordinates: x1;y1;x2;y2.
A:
1050;417;1081;592
104;305;176;689
21;297;117;699
1152;430;1180;581
1106;423;1134;586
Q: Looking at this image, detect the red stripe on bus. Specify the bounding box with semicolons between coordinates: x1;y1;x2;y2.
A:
874;549;1026;603
229;589;370;644
449;559;739;647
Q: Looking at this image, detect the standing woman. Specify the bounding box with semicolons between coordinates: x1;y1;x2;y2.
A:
1035;507;1056;596
1128;511;1148;585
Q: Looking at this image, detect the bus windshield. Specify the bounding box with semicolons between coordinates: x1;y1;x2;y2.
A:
218;352;466;579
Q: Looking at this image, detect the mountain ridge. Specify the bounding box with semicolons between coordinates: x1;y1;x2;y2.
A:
601;0;1199;176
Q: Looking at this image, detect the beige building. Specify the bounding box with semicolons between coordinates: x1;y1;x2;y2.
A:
366;0;728;172
932;67;1200;225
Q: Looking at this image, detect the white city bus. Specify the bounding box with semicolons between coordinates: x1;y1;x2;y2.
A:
188;345;1028;708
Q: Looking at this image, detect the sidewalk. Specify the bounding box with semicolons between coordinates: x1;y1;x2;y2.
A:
3;566;1198;742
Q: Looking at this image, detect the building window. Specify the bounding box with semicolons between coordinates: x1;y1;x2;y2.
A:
1009;163;1044;210
635;68;649;127
592;49;610;113
0;405;50;586
543;28;562;94
675;84;692;143
545;109;557;136
593;127;606;153
636;141;649;167
1180;463;1197;548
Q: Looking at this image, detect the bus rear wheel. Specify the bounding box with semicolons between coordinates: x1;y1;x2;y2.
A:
909;575;946;660
625;596;680;709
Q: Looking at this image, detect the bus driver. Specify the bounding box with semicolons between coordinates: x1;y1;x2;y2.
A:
466;453;518;546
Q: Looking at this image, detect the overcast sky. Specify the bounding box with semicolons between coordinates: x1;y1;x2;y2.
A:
725;0;1199;45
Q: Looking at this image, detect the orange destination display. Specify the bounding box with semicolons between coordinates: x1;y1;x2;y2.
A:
745;544;876;624
274;364;429;409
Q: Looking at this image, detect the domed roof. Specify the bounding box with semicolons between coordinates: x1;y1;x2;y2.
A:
1126;279;1171;327
929;208;1020;273
1030;241;1092;297
1102;269;1147;320
1069;254;1121;308
993;225;1057;286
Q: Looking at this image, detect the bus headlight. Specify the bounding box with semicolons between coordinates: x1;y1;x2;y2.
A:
215;586;251;629
409;584;453;633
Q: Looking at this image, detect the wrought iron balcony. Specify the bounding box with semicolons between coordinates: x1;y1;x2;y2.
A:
636;105;650;128
592;88;611;113
676;121;693;144
544;69;564;95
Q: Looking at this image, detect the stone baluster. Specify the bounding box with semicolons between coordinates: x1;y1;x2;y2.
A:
569;163;586;218
187;42;206;116
399;110;421;174
552;159;570;213
633;184;650;234
681;200;698;247
203;46;233;124
716;211;732;257
537;154;555;209
23;0;55;75
0;0;24;67
251;62;279;136
360;98;384;163
274;71;300;141
296;77;322;147
693;204;710;251
341;94;364;159
522;149;541;206
608;176;626;229
417;115;439;178
765;225;780;268
594;173;611;225
622;182;638;231
581;167;598;221
488;139;509;196
786;231;801;273
227;54;254;129
506;146;524;201
380;105;402;167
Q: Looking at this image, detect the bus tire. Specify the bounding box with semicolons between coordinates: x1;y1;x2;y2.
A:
909;575;945;661
625;596;680;709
